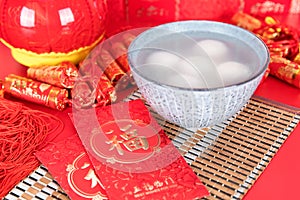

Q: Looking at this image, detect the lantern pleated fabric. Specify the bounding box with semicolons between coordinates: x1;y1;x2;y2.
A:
0;0;107;67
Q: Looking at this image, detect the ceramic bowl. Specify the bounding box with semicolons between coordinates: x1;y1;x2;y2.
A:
128;20;269;128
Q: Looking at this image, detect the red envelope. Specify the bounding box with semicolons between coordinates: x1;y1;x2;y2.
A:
70;99;209;200
35;134;108;200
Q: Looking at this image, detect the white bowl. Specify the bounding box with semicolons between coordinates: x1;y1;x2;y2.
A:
128;20;269;128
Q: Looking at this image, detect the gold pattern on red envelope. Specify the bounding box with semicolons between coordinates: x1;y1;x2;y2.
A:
66;152;107;199
90;119;161;164
70;99;209;199
35;134;108;200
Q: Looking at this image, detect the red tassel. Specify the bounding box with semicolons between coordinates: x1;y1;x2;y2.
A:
0;98;63;197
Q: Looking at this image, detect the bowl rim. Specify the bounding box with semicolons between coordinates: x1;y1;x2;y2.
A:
128;20;270;92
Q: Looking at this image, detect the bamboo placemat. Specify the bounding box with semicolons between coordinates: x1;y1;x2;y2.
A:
5;90;300;200
4;165;70;200
125;91;300;200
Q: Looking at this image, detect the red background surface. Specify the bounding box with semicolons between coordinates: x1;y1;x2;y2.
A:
1;40;300;200
1;1;300;197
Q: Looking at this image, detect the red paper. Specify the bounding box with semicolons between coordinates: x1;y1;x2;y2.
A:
127;0;177;26
106;0;300;31
179;0;241;21
35;134;108;200
124;0;241;27
106;0;128;34
243;0;297;16
70;99;209;199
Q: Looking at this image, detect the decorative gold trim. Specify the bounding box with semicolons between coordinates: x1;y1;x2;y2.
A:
90;119;161;164
67;152;107;199
0;33;105;67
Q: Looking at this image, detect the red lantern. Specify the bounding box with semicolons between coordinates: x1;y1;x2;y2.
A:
0;0;107;67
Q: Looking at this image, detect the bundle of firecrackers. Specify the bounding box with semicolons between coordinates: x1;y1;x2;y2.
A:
231;12;300;88
0;33;137;111
2;13;299;111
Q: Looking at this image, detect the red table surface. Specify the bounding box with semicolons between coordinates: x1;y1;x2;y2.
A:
1;39;300;199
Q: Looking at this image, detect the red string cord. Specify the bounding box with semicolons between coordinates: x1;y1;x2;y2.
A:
0;98;64;197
